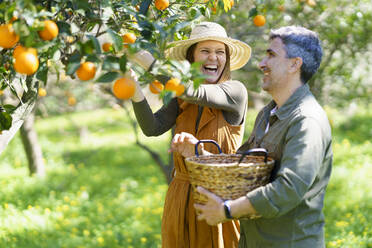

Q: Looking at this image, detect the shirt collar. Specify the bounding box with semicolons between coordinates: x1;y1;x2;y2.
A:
267;84;311;120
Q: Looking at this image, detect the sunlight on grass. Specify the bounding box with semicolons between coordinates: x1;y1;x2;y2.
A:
0;106;371;247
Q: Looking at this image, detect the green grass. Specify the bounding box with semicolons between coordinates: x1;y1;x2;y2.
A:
0;106;371;247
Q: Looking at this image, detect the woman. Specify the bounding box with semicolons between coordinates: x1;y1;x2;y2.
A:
129;22;251;248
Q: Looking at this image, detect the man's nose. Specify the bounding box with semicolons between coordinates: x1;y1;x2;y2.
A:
258;57;267;70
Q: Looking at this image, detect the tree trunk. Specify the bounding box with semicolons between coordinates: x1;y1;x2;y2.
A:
19;111;45;177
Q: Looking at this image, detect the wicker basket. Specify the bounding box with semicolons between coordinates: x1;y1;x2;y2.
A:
185;140;275;205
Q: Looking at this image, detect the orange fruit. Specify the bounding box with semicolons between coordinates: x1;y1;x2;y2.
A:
9;16;18;24
13;49;39;75
122;33;136;45
38;20;59;41
13;45;37;59
0;24;19;49
165;78;184;96
155;0;169;10
102;42;112;52
253;15;266;27
149;80;164;94
68;96;77;106
38;88;47;97
230;0;234;7
76;62;96;81
175;84;185;96
112;77;136;100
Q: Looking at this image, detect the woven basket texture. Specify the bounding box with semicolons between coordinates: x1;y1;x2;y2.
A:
185;154;274;205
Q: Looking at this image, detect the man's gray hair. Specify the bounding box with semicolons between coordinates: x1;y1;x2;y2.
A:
270;26;323;83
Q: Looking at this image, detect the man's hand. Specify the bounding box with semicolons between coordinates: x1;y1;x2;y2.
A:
170;132;200;158
194;186;226;226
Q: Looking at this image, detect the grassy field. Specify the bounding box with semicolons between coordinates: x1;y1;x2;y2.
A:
0;106;371;248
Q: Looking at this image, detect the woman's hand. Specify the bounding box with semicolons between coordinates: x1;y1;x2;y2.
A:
125;69;145;102
170;132;201;158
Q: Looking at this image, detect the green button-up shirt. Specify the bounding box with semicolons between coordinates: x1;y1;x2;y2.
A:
237;84;333;248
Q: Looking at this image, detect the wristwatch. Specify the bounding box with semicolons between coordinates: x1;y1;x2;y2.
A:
223;200;233;219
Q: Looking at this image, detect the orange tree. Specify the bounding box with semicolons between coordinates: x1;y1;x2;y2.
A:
0;0;236;154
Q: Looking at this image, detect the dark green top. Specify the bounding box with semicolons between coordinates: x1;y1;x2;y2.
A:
132;80;247;136
237;84;333;248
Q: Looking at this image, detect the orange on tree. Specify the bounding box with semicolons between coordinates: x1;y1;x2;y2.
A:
253;15;266;27
13;48;39;75
38;20;59;41
112;77;136;100
102;42;112;52
76;62;96;81
149;80;164;94
68;96;77;106
38;88;47;97
0;23;19;49
155;0;169;10
13;45;37;59
9;16;18;24
122;33;136;48
165;78;185;96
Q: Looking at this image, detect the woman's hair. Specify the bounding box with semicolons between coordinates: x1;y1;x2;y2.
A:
186;42;231;84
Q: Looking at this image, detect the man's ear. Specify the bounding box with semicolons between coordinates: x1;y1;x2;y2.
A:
289;57;303;73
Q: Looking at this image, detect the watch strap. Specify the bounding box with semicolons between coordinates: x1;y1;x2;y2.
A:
224;200;233;219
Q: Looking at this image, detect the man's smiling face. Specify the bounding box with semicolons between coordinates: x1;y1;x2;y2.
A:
194;40;227;84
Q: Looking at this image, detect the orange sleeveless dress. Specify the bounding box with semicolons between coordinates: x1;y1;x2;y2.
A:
161;100;245;248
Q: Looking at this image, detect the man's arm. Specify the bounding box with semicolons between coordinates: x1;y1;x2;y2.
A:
245;117;326;218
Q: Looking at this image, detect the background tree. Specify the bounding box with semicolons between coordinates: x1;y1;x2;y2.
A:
213;0;372;107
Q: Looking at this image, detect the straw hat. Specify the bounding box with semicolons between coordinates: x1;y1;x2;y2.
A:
165;22;251;71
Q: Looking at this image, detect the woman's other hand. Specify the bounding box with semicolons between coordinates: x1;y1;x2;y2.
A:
170;132;201;158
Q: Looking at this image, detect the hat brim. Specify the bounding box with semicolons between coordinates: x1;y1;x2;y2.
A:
165;36;251;71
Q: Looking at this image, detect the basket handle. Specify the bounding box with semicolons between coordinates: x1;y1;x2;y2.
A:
238;148;268;164
195;140;222;157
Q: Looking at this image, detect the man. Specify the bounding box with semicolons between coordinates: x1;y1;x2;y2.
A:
171;26;333;247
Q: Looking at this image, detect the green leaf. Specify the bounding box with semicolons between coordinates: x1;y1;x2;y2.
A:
56;21;71;35
139;0;152;15
119;55;127;73
102;56;120;71
107;29;123;52
249;8;258;17
86;54;100;63
2;104;16;114
0;111;12;131
96;71;120;83
82;40;95;55
66;53;82;75
162;91;174;106
87;35;102;54
36;63;48;84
